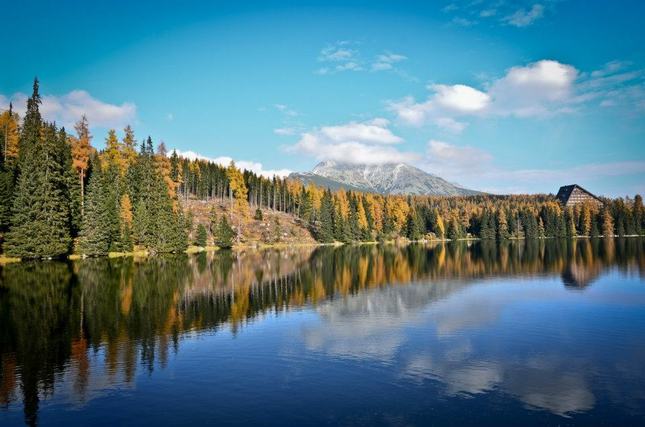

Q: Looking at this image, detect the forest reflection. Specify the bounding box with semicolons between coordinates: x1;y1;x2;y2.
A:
1;238;644;425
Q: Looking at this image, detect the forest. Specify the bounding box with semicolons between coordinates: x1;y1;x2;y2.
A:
0;79;644;259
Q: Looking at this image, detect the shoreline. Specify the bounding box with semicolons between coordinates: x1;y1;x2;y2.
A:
1;234;642;264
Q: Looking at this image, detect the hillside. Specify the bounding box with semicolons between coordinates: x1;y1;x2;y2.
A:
289;161;482;196
183;199;317;247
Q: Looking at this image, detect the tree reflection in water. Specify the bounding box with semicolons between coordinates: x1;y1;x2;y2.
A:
0;238;644;425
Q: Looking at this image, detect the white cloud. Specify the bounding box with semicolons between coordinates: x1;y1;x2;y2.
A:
0;89;136;129
320;118;402;145
316;42;364;74
317;43;411;77
432;84;491;113
170;149;291;178
425;140;493;174
274;104;298;117
371;52;407;72
274;127;297;136
286;118;418;165
503;4;545;27
443;2;552;28
319;45;355;62
452;17;475;27
390;59;582;129
434;117;468;133
417;140;645;195
488;60;578;116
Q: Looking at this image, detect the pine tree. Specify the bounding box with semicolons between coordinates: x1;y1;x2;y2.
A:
195;223;207;247
213;215;235;248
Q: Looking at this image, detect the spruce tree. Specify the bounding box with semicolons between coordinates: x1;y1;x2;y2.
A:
316;190;335;243
195;223;208;247
131;139;187;253
79;160;121;255
213;215;236;248
5;122;72;257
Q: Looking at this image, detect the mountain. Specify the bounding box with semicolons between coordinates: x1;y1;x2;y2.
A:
289;161;482;196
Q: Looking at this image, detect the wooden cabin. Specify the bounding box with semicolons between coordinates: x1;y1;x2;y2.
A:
556;184;603;207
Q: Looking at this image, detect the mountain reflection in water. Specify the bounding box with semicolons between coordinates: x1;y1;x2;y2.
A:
1;238;644;426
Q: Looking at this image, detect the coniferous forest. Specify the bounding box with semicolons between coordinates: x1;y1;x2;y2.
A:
0;79;643;259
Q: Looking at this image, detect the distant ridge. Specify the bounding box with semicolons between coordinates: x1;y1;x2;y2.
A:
289;161;482;196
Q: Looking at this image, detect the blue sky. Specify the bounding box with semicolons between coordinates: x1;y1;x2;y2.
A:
1;0;644;196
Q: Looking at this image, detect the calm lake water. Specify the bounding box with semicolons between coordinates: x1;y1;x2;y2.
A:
1;239;644;426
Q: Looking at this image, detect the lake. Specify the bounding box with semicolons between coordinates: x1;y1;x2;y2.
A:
1;239;644;426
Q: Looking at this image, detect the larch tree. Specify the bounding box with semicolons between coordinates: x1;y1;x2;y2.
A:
226;161;249;243
101;129;124;174
0;103;20;165
602;207;614;238
71;115;92;218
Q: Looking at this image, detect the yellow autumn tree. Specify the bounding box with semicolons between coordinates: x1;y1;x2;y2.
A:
101;129;124;173
227;161;250;244
356;196;369;230
308;183;324;211
335;189;350;219
155;142;177;200
71;116;92;216
0;105;19;164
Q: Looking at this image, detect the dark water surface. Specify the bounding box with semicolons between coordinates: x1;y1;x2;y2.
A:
1;239;644;426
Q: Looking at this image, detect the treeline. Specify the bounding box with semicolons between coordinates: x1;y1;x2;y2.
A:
174;153;644;243
0;79;189;258
1;79;644;259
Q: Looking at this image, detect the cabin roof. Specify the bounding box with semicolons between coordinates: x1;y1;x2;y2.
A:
556;184;602;204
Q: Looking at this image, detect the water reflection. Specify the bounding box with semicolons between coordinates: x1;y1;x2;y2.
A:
1;238;644;425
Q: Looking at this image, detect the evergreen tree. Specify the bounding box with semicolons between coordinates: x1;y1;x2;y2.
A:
496;210;510;240
131;139;188;253
79;160;121;255
5;122;72;258
315;190;335;243
480;209;496;240
590;216;600;238
447;217;462;240
405;208;424;240
565;208;577;238
195;223;208;247
254;208;263;220
213;215;236;248
633;195;643;235
19;78;42;156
